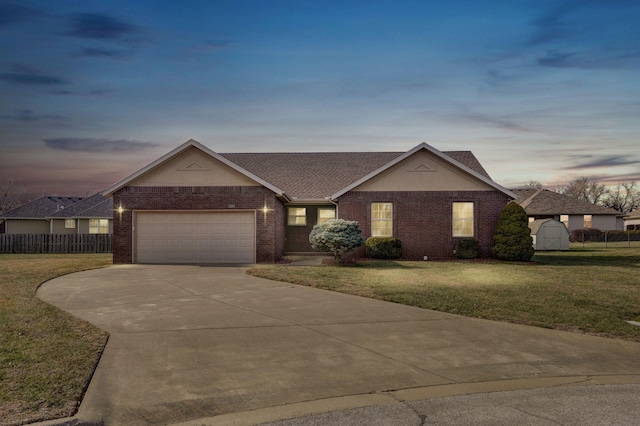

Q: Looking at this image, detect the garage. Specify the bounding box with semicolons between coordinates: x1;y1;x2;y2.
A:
135;211;255;264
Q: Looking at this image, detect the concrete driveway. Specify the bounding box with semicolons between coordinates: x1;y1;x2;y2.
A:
37;264;640;425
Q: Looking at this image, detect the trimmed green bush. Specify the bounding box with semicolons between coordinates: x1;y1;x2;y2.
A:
365;237;403;259
570;228;602;242
454;238;479;259
492;202;534;261
309;219;365;262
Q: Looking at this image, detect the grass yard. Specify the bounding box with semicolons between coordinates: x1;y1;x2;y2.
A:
0;254;112;426
248;248;640;342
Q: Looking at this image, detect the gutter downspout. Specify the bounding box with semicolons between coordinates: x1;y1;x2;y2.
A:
326;198;339;218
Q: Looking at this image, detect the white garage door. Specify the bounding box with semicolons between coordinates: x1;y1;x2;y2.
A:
135;211;255;264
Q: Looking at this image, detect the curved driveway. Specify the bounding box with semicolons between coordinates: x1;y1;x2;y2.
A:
38;264;640;425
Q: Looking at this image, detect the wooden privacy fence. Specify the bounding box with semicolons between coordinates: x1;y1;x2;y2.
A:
0;234;112;254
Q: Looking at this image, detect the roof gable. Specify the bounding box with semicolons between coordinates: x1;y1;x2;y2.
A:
528;218;569;235
348;149;495;192
330;143;515;199
129;146;262;188
102;140;287;198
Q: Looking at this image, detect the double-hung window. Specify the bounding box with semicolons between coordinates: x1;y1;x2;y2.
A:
317;208;335;224
89;219;109;234
65;219;76;229
371;203;393;237
287;207;307;226
452;202;474;237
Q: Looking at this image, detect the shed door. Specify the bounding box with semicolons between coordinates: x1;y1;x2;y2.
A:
543;225;562;250
135;211;255;264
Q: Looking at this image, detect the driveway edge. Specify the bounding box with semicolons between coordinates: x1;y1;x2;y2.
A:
169;374;640;426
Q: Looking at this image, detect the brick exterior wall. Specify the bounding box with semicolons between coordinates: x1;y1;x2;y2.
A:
338;191;511;259
112;186;284;264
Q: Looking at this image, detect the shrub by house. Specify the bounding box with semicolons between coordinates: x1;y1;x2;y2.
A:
454;238;480;259
492;202;534;261
309;219;365;262
365;237;403;259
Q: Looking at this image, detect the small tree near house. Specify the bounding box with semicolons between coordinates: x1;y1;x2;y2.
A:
309;219;365;263
492;202;534;261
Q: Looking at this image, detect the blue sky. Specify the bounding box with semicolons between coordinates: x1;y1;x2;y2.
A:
1;0;639;198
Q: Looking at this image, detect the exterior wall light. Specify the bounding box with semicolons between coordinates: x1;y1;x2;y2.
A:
261;202;272;224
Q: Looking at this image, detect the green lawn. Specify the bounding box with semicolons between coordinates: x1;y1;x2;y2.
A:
248;248;640;342
0;254;112;426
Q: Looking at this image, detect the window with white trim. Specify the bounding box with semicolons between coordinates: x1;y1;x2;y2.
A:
371;203;393;237
65;219;76;229
89;219;109;234
287;207;307;226
452;202;474;237
317;208;335;224
584;215;592;228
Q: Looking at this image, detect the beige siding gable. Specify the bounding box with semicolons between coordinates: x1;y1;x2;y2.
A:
131;146;260;187
355;150;494;192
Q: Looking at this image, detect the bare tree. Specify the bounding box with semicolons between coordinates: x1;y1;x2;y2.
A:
603;182;640;214
525;180;544;189
561;176;608;205
0;179;27;213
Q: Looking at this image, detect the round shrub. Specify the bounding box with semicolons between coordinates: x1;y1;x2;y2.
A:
454;238;479;259
491;202;534;261
309;219;365;262
365;237;403;259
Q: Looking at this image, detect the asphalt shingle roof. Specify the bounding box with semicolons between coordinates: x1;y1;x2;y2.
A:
1;196;83;219
512;188;620;216
48;193;113;218
221;151;491;200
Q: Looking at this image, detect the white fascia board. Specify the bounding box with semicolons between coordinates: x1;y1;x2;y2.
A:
286;198;335;205
102;139;288;199
330;142;517;200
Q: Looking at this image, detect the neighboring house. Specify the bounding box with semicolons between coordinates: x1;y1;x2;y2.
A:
512;188;623;232
103;139;516;264
624;213;640;230
0;196;83;234
47;193;114;234
0;194;113;234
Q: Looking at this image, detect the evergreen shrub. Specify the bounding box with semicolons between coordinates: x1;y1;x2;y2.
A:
491;202;534;261
365;237;403;259
454;238;479;259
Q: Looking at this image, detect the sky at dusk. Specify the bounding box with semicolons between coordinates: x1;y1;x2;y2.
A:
1;0;639;199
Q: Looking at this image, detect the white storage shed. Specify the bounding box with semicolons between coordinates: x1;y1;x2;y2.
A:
529;218;570;251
